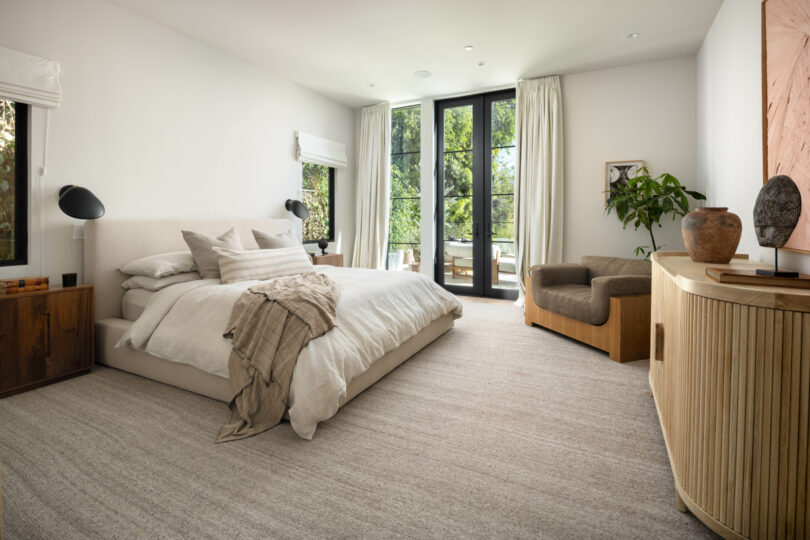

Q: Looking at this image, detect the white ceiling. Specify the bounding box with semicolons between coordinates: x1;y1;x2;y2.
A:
105;0;723;108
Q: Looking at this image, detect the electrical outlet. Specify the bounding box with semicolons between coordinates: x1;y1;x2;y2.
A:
73;223;84;240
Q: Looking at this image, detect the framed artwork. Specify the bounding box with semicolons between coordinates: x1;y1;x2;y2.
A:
605;160;644;204
762;0;810;253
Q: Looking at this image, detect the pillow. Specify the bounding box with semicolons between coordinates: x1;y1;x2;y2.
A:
121;272;201;291
119;251;197;278
252;229;299;249
214;246;314;284
182;228;244;279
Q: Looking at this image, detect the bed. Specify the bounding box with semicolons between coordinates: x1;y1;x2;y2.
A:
85;219;462;439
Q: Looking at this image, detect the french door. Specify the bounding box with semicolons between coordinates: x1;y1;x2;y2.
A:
435;90;517;300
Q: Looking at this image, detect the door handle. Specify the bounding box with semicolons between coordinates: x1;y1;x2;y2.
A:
474;223;480;239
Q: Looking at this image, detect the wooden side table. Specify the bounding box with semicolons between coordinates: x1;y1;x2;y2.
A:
0;285;94;398
310;253;343;267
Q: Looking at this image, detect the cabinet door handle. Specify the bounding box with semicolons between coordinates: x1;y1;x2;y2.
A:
655;323;664;362
45;312;51;358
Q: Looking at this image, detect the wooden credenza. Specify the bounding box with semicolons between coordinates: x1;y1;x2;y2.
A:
0;286;94;398
650;253;810;539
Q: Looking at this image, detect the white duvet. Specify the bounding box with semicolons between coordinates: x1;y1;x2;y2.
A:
117;267;462;439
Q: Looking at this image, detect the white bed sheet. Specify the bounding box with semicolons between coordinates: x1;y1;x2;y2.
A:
121;289;154;321
117;267;462;439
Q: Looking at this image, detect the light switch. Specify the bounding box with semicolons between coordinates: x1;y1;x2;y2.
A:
73;223;84;240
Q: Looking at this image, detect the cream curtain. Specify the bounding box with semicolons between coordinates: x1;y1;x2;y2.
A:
352;102;391;269
514;75;564;302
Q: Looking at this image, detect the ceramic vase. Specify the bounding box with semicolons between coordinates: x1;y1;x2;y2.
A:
681;207;742;264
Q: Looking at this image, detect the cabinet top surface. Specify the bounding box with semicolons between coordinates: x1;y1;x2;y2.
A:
653;252;810;312
0;285;93;301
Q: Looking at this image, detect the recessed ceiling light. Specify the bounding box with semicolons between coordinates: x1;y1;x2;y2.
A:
413;70;432;79
477;61;486;67
626;32;640;39
464;45;473;51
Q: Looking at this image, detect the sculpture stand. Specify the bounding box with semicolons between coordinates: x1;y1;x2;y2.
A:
756;247;799;278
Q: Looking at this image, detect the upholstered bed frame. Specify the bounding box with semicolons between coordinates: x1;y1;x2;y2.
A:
84;219;454;405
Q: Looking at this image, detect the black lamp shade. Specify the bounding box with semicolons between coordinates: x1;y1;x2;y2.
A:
285;199;310;220
58;185;105;220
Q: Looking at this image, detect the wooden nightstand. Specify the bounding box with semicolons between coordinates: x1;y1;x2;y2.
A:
0;285;94;398
309;253;343;267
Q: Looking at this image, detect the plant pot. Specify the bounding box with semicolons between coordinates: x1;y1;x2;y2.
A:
681;207;742;264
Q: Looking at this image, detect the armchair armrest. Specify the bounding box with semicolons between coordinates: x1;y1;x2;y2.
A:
531;263;589;288
591;275;651;298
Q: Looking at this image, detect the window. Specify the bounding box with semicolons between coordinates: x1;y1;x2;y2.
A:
0;99;28;267
302;162;335;243
387;105;421;270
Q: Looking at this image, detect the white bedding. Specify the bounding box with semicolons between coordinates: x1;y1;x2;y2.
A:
117;267;462;439
121;288;154;321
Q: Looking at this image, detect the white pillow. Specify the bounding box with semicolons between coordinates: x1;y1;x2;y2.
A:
119;251;197;278
214;246;314;284
252;229;300;249
121;272;201;291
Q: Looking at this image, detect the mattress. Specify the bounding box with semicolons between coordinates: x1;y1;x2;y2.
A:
122;288;154;321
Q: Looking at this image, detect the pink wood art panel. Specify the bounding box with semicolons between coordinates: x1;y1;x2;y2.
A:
763;0;810;252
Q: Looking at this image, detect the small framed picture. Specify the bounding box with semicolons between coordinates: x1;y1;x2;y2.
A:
605;160;644;204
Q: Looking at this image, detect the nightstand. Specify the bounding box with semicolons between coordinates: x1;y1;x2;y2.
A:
0;285;94;398
310;253;344;267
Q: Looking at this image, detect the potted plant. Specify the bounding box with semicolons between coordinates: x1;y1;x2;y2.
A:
605;167;706;259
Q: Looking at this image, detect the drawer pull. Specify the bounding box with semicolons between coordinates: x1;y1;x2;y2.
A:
655;323;664;362
45;312;51;358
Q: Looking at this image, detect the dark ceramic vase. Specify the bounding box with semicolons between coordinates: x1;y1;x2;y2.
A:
681;207;742;264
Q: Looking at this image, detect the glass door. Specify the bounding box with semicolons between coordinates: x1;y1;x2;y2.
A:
436;90;517;300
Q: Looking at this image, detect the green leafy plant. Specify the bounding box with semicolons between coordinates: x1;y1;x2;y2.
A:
605;167;706;259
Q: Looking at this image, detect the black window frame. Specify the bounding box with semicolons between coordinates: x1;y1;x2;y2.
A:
387;104;422;269
0;101;29;267
302;163;335;244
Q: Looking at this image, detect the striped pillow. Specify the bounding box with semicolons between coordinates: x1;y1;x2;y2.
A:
214;246;314;284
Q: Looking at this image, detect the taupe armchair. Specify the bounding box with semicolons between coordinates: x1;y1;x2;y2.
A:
525;256;652;362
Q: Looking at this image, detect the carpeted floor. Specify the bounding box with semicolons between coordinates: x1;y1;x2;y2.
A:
0;298;716;539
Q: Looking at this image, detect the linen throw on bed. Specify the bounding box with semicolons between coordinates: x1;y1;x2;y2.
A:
217;272;338;442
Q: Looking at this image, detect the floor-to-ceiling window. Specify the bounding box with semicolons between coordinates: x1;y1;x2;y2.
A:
436;90;516;299
387;105;421;270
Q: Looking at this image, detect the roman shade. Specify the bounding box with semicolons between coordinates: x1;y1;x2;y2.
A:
296;131;347;169
0;46;62;108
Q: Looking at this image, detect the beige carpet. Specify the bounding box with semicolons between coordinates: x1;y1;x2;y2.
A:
0;298;715;539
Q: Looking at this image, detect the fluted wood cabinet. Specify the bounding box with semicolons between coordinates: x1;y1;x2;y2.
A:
650;253;810;539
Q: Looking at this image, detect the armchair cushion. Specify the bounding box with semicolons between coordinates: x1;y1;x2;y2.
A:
589;275;652;325
581;256;651;280
531;263;588;288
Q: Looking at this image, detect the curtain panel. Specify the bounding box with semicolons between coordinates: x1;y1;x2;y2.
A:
351;102;391;269
514;75;564;303
0;46;62;108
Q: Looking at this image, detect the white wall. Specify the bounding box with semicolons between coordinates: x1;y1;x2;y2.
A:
562;56;699;263
697;0;810;273
0;0;356;283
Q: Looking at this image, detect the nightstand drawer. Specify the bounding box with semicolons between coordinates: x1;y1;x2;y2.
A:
0;286;94;398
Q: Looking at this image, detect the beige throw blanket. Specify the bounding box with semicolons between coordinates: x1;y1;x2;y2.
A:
217;272;338;442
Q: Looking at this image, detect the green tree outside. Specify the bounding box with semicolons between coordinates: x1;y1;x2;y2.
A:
0;99;16;261
302;162;331;242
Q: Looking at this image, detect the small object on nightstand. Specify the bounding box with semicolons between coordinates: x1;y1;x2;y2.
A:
62;273;77;287
0;285;94;398
310;253;343;267
0;276;49;295
317;238;329;255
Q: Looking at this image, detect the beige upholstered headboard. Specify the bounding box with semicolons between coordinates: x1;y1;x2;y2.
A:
84;218;296;321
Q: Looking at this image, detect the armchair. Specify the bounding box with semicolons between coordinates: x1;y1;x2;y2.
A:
525;256;651;362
